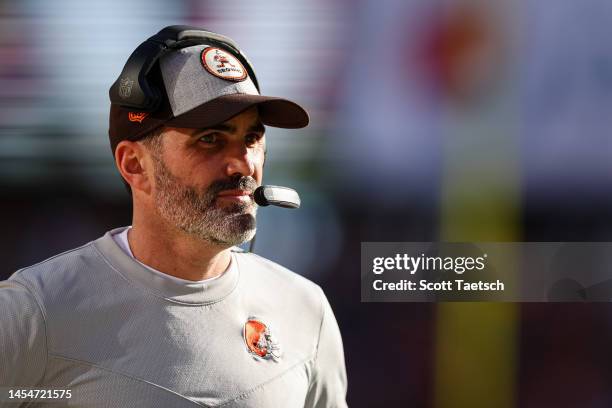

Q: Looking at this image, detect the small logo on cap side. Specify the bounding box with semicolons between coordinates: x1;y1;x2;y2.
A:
119;78;134;99
201;48;247;82
128;112;149;123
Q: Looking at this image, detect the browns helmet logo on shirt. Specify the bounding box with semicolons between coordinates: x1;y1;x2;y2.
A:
243;316;281;362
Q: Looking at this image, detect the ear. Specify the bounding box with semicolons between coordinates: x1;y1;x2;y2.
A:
115;140;153;194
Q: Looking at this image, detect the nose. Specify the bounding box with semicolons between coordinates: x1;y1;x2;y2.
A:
225;144;255;178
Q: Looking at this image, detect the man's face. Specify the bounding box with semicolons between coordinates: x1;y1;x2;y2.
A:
145;107;265;246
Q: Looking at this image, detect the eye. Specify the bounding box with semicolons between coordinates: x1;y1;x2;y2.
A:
245;132;264;147
199;132;220;145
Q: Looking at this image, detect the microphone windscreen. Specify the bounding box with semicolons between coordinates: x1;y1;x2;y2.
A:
254;185;300;209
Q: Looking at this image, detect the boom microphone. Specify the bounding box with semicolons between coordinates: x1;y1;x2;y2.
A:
249;185;300;253
253;185;300;209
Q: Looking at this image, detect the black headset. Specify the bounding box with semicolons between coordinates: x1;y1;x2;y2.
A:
109;25;260;112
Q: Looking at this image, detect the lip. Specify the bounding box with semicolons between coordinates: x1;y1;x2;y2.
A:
217;189;254;203
217;189;253;197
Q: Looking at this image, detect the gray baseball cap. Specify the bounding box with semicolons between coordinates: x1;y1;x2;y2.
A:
109;44;309;153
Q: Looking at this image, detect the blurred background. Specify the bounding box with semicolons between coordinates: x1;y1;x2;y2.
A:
2;0;612;406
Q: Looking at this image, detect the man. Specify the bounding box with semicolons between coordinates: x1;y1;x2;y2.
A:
0;26;348;407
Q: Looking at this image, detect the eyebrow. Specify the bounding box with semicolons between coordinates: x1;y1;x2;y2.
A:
197;122;265;135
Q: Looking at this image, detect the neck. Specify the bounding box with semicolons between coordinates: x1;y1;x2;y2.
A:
128;216;231;282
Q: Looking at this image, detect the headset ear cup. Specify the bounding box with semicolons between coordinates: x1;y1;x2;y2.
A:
149;86;162;111
138;74;162;111
110;39;167;110
138;85;159;111
110;25;260;110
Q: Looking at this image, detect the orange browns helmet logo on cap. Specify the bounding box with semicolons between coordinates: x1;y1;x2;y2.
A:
243;316;282;362
128;112;149;123
201;47;247;82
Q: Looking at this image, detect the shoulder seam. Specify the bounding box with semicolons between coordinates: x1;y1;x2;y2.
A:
13;241;95;275
236;251;269;263
313;285;326;365
236;251;285;266
8;279;50;384
236;251;312;283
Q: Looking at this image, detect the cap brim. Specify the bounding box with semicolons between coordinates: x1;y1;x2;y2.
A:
166;94;309;130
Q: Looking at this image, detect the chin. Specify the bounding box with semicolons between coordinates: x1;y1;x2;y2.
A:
209;226;257;247
230;215;257;243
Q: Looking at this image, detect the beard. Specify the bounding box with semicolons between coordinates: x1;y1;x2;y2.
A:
151;156;258;247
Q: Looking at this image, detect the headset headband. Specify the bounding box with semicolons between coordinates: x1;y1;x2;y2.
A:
109;25;259;111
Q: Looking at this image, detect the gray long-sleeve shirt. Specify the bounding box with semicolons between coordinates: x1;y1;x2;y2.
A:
0;227;348;407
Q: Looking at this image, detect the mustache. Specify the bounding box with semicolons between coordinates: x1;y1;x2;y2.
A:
207;176;258;196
